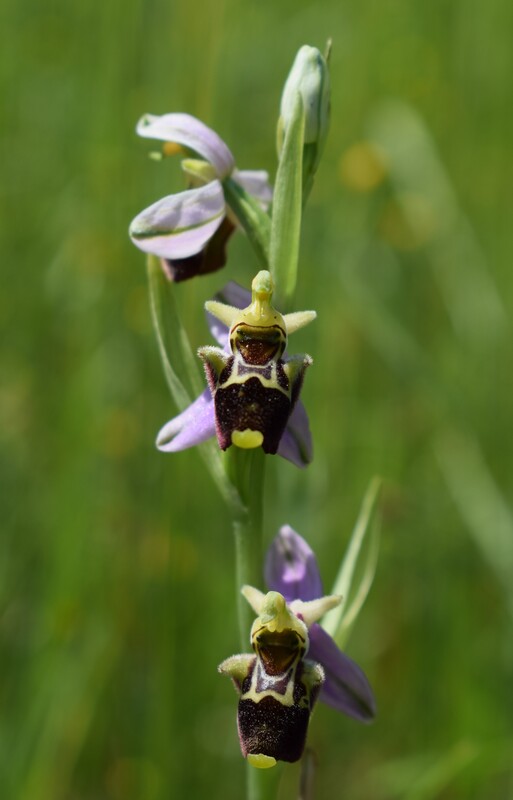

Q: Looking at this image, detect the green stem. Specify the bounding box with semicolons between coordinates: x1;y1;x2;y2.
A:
223;178;271;269
224;447;266;644
247;762;284;800
224;448;285;800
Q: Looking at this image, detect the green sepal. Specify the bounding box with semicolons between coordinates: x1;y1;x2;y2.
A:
223;177;271;268
270;91;305;311
322;477;382;649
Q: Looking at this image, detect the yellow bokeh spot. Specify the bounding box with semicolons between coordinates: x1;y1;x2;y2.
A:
339;141;388;192
231;429;264;449
379;193;437;251
247;754;277;770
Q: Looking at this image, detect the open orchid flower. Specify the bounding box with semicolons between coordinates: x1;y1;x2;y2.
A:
218;527;374;768
199;270;315;455
129;113;272;281
218;588;333;767
265;525;376;722
156;277;314;467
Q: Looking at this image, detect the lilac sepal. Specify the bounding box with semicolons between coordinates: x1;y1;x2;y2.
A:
233;169;273;205
217;281;252;309
265;524;323;602
129;182;225;259
308;623;376;722
265;525;376;721
136;113;235;178
206;310;231;349
156;388;216;451
277;401;313;468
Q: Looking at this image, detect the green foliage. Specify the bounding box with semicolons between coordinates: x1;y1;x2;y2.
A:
2;0;513;798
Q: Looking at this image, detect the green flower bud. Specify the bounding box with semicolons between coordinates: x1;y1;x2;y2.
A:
278;44;331;179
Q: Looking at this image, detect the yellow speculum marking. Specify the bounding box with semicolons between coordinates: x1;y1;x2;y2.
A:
231;429;264;449
247;754;277;770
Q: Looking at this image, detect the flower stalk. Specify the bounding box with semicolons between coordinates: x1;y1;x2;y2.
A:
224;446;266;642
128;41;380;800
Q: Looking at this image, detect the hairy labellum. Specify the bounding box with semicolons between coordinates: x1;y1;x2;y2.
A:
219;590;327;768
199;271;315;454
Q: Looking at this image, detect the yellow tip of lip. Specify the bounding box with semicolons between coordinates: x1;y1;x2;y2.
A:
247;754;277;769
231;429;264;449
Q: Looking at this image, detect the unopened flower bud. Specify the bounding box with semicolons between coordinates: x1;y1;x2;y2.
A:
278;44;330;171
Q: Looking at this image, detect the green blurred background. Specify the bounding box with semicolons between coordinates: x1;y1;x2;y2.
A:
2;0;513;797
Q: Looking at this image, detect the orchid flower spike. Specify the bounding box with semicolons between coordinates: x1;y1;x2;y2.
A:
199;271;316;454
156;281;314;468
129;113;271;281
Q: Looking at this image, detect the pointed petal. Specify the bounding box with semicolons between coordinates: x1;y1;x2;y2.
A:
277;400;313;467
265;525;323;603
291;595;341;627
129;182;226;260
204;300;240;329
233;169;273;206
206;282;251;344
283;309;317;334
156;389;215;451
241;585;266;614
137;113;235;178
309;624;376;722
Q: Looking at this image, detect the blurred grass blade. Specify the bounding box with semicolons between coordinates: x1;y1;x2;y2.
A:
270;91;304;311
17;626;118;800
341;248;429;378
368;101;507;349
322;477;382;645
405;741;480;800
147;254;203;407
223;178;271;267
366;741;479;800
435;429;513;615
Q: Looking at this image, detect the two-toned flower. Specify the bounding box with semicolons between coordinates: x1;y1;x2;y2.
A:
219;526;375;767
129;113;272;281
156;273;315;467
